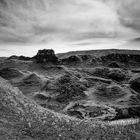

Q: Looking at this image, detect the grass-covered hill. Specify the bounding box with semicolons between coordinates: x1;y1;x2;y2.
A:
0;49;140;139
0;77;140;140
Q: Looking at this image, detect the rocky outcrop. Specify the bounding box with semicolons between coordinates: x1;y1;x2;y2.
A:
34;49;58;64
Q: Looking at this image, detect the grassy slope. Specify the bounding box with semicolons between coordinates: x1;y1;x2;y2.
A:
57;49;140;59
0;77;140;140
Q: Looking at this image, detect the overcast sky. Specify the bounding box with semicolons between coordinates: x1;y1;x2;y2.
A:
0;0;140;56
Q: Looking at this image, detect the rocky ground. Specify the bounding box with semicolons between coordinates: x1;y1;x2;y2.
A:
0;49;140;139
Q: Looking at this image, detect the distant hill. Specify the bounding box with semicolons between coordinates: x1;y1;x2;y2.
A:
57;49;140;59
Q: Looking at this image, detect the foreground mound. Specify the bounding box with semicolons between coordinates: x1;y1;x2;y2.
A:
0;77;139;140
0;68;23;80
16;73;43;95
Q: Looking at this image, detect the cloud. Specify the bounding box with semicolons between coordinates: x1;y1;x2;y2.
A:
103;0;140;33
0;0;139;45
120;1;140;31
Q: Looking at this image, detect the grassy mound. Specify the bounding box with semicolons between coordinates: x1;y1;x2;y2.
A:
16;73;43;95
107;69;126;82
108;62;120;68
0;68;23;80
61;55;82;65
34;93;50;101
94;84;127;99
55;74;86;103
86;67;110;78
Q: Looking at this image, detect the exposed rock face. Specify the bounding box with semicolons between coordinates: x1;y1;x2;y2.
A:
129;76;140;93
34;49;58;64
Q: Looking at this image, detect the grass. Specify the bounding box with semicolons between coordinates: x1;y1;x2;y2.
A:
0;77;140;140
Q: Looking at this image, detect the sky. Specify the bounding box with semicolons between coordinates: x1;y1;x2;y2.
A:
0;0;140;56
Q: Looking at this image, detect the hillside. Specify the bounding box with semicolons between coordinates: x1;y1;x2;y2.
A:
0;49;140;139
0;77;140;140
